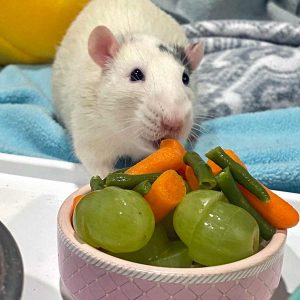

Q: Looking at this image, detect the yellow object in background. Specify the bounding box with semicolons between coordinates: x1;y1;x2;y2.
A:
0;0;90;65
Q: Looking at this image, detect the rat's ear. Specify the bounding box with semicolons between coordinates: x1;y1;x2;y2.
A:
88;26;120;69
185;41;205;71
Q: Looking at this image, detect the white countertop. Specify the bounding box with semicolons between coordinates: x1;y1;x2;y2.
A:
0;153;90;300
0;153;299;300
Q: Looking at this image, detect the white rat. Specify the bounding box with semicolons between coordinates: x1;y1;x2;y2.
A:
52;0;204;177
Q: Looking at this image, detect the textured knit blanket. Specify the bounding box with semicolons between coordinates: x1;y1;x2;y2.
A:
0;18;300;192
185;21;300;118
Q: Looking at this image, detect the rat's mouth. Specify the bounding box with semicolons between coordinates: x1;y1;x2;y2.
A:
141;136;172;150
151;138;164;149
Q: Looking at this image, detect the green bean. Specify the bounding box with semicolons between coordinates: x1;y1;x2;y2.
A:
183;151;217;189
105;173;161;189
205;146;269;202
133;180;152;195
90;175;105;191
216;167;275;241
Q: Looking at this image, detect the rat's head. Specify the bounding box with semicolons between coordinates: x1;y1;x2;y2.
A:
88;26;204;152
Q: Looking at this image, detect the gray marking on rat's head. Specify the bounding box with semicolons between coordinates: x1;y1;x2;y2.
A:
158;44;192;73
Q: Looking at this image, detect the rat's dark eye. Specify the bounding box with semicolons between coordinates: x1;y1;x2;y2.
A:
182;72;189;85
130;68;145;82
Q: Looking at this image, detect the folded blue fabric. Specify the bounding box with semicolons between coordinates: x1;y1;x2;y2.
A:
0;65;77;162
193;107;300;193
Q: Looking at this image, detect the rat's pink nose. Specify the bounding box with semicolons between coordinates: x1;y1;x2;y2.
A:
160;116;183;133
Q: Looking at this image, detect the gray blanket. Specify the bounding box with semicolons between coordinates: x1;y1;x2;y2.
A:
152;0;300;25
184;20;300;119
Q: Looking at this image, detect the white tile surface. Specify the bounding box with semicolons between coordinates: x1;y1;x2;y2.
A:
0;173;81;300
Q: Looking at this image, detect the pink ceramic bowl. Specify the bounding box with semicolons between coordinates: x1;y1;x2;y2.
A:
57;185;287;300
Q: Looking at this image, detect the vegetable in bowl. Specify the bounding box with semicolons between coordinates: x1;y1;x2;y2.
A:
71;139;299;268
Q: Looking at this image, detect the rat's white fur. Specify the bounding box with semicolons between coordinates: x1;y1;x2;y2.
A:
52;0;199;177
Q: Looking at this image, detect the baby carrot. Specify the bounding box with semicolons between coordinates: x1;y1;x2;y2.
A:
207;149;246;176
177;164;188;177
144;170;186;222
159;139;186;156
239;185;299;229
72;194;84;212
159;139;187;175
184;165;199;191
126;147;183;175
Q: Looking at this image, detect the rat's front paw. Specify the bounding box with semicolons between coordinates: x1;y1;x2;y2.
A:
93;165;114;179
80;159;114;178
74;137;120;178
75;149;114;178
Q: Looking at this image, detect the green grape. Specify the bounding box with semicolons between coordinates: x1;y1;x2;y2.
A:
173;190;228;246
73;187;155;253
174;190;259;266
160;210;179;241
150;240;193;268
112;223;170;264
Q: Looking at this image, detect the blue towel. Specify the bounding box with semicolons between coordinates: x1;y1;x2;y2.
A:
0;64;300;193
193;107;300;193
0;64;77;162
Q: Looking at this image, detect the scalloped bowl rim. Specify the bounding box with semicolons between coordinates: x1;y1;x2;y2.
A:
58;184;287;278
